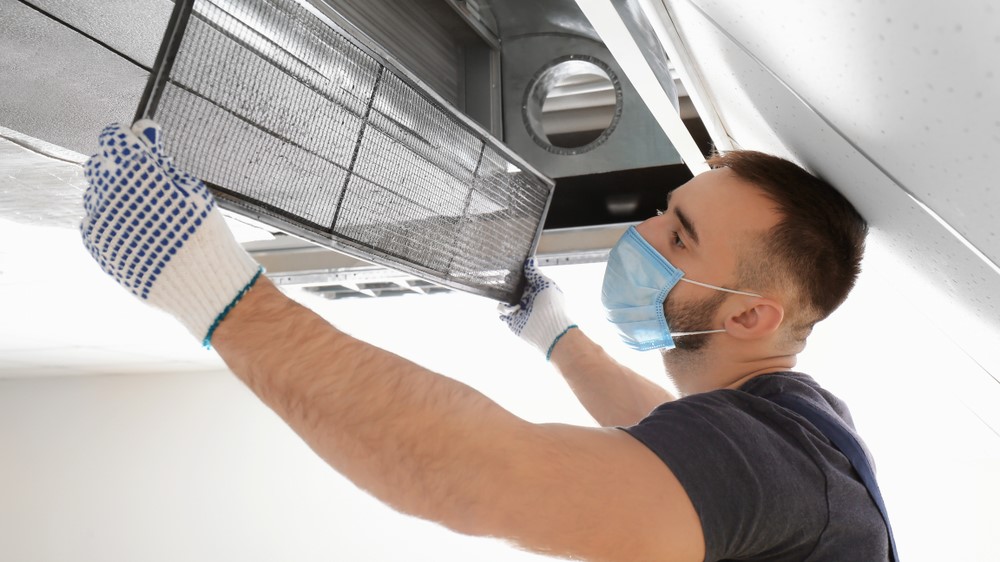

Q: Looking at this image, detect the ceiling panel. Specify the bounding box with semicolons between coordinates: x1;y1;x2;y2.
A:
685;0;1000;268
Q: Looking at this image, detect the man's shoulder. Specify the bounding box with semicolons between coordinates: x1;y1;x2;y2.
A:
624;371;846;479
626;370;866;502
631;372;832;446
623;371;887;561
737;370;858;430
737;370;823;398
640;371;842;423
641;371;856;433
623;372;842;560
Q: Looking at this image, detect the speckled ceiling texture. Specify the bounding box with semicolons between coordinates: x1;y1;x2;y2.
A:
0;0;171;154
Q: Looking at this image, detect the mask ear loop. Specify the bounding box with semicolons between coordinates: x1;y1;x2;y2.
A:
669;280;763;338
671;328;727;337
678;277;762;298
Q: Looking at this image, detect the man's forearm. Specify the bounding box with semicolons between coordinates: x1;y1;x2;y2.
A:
549;329;674;426
212;278;527;534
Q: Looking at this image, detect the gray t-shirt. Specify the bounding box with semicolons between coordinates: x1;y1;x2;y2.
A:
623;371;889;561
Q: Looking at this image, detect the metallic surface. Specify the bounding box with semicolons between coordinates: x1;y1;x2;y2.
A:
319;0;495;118
633;0;733;150
142;0;553;303
0;0;679;290
302;0;545;181
521;56;624;155
445;0;501;49
609;0;677;109
247;222;628;287
575;0;709;173
309;1;503;135
493;0;682;178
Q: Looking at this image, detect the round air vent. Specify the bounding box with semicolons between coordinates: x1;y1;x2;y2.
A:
522;55;623;155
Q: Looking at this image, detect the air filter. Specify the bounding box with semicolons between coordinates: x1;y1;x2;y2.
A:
136;0;554;303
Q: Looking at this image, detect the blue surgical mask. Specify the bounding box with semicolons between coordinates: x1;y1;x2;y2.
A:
601;226;761;351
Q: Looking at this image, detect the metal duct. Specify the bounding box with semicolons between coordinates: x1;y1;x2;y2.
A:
490;0;683;178
319;0;503;135
137;0;553;303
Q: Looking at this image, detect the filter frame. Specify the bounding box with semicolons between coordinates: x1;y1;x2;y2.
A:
136;0;554;303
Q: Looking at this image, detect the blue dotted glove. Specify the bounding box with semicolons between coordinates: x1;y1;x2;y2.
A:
81;120;263;346
498;259;577;360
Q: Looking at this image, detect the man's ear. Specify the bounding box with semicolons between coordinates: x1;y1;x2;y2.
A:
723;297;784;339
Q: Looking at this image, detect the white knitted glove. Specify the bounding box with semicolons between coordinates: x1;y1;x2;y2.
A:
498;259;577;360
80;120;263;347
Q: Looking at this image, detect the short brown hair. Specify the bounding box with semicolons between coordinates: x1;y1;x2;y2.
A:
707;150;868;336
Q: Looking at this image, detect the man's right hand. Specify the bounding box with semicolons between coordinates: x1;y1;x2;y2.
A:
498;258;578;360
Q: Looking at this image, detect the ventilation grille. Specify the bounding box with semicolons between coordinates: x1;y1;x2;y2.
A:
304;279;452;300
137;0;553;302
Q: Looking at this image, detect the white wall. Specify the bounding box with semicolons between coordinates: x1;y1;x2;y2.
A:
0;289;572;562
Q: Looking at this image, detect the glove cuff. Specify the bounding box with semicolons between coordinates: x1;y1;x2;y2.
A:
517;289;577;359
144;209;263;346
544;324;579;361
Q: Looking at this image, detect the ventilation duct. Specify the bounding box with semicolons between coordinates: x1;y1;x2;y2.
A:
491;0;683;179
137;0;554;303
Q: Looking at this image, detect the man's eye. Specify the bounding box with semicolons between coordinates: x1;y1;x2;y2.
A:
672;232;686;249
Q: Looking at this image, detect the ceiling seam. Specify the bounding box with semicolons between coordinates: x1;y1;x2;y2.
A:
14;0;151;72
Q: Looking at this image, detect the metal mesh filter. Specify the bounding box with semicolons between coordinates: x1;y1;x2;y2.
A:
137;0;553;302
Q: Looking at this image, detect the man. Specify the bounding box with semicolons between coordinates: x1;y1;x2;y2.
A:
81;121;888;561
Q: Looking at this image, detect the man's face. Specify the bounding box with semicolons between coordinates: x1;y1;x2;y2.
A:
634;168;781;352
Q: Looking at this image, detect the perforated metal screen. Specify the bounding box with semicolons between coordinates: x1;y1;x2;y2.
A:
137;0;553;302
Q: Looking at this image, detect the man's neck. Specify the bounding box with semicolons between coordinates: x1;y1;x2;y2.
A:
661;347;797;397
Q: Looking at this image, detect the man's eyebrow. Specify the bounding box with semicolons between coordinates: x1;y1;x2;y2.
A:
675;206;700;246
665;190;700;246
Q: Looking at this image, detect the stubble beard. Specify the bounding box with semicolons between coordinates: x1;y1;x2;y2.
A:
659;290;727;380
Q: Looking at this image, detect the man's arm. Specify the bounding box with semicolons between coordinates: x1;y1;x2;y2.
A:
500;261;674;426
80;122;701;561
215;278;703;562
549;329;675;427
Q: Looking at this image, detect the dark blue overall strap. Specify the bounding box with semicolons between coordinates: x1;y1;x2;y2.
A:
766;393;899;562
